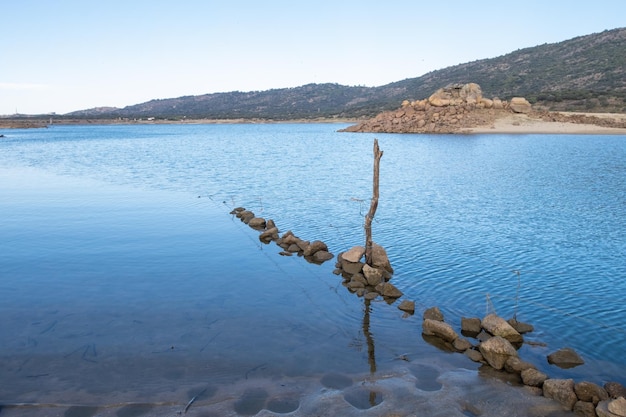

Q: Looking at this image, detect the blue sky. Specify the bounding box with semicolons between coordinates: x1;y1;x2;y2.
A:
2;1;625;115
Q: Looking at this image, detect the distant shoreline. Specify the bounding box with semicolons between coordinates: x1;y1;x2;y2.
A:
0;117;358;130
2;113;626;135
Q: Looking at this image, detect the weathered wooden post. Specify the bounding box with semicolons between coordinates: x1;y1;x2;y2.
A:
364;139;383;266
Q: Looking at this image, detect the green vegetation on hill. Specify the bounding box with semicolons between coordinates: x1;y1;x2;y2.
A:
61;27;625;119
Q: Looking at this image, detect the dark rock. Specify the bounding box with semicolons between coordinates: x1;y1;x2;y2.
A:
423;306;444;322
266;219;276;230
364;292;378;301
575;381;609;405
478;336;518;370
465;349;485;363
397;300;415;314
547;347;584;369
543;379;577;411
370;243;394;273
452;337;472;352
248;217;266;229
341;259;364;275
461;317;482;336
239;210;255;223
476;330;492;342
362;264;384;286
521;368;548;387
573;401;596;417
311;250;333;263
347;280;365;290
508;318;534;334
259;227;279;243
604;382;626;399
303;240;328;257
286;244;300;253
504;357;536;374
374;282;402;298
351;273;368;285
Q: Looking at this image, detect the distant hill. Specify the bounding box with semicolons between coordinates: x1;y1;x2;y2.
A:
67;27;626;119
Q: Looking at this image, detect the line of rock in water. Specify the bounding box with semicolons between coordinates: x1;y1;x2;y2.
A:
230;207;625;416
230;207;334;264
420;306;626;417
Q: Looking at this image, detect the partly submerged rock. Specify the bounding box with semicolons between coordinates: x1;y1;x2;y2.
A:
342;246;365;263
478;336;518;370
423;306;444;322
547;347;584;369
481;314;523;344
422;319;458;343
543;379;577;411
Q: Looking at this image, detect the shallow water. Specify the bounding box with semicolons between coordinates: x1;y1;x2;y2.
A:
0;123;624;415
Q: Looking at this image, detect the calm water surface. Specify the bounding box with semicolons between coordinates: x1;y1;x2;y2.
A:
0;123;624;415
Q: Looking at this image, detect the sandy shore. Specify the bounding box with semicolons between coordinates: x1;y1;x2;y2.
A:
464;112;626;135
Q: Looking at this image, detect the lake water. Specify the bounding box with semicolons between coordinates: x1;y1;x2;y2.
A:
0;123;624;416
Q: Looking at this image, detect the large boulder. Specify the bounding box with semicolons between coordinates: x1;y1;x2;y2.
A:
424;306;444;322
422;318;458;343
460;83;483;102
575;381;609;405
521;368;548;387
248;217;266;229
481;314;523;343
461;317;482;336
370;243;394;273
341;258;364;275
608;397;626;417
605;382;626;399
597;398;626;417
342;246;365;263
509;97;532;113
362;264;383;286
543;379;577;411
478;336;518;370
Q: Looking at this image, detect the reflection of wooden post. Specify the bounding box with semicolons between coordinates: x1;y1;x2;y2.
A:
363;299;376;375
365;139;383;267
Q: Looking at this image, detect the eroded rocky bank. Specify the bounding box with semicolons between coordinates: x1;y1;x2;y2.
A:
340;83;626;134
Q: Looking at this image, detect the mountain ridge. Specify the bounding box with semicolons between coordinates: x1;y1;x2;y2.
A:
66;27;626;119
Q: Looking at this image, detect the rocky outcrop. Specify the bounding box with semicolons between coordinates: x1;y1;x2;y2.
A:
340;83;525;134
340;82;626;134
509;97;532;113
